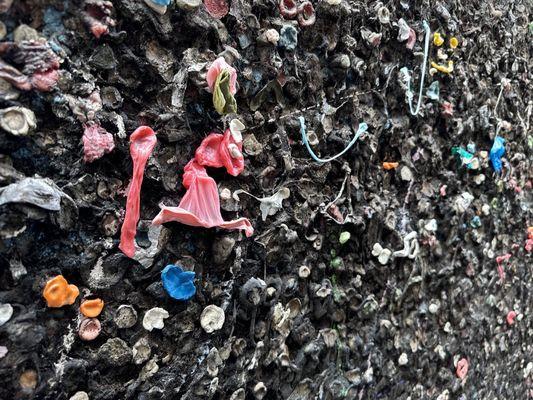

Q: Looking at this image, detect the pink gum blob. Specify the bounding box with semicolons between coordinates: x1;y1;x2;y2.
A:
82;124;115;163
456;358;468;380
506;311;517;325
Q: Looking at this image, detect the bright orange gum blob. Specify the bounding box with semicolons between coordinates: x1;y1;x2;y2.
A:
43;275;79;308
383;162;399;170
80;299;104;318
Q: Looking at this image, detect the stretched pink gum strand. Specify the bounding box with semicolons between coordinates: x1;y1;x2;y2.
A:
152;160;253;237
119;126;157;258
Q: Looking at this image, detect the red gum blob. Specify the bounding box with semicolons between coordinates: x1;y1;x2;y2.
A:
279;0;298;19
119;126;157;258
83;2;115;39
31;69;59;92
0;59;58;92
506;311;517;325
297;1;316;27
496;253;511;264
496;253;511;281
0;41;61;92
90;23;109;39
441;102;454;118
204;0;229;19
525;228;533;252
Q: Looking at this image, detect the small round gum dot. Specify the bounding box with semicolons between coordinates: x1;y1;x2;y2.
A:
80;298;105;318
43;275;79;308
450;37;459;49
79;318;101;341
